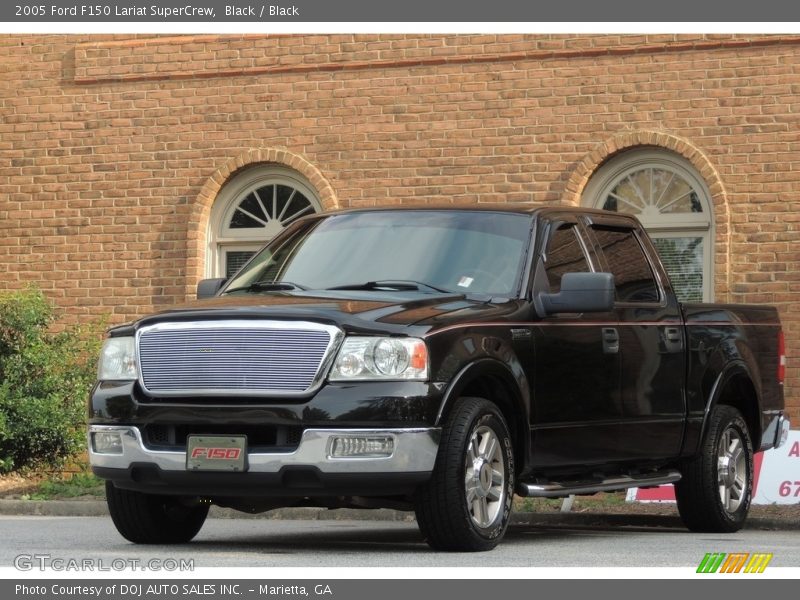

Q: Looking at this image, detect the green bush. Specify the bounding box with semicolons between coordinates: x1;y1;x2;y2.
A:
27;472;105;500
0;288;103;473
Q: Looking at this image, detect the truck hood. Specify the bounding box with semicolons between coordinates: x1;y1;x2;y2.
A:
122;290;522;336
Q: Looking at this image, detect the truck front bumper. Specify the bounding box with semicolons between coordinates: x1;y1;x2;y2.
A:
89;425;440;497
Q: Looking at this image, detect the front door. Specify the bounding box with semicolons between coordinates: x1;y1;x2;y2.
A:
529;218;624;468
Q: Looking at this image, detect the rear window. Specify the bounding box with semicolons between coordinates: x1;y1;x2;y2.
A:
590;227;660;303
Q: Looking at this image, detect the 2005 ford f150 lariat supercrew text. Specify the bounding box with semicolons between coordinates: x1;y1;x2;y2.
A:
89;206;789;551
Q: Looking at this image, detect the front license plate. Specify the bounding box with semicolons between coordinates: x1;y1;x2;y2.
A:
186;435;247;472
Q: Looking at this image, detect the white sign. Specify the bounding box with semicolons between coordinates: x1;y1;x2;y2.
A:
753;430;800;504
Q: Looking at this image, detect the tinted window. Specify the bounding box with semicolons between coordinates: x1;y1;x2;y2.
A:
544;224;590;293
591;227;659;303
224;211;532;296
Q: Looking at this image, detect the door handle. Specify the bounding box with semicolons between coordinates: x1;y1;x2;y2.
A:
602;327;619;354
663;326;684;352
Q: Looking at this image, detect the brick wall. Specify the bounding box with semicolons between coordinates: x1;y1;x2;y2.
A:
0;34;798;419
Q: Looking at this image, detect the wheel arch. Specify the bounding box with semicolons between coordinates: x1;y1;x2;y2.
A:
435;359;531;475
702;361;763;450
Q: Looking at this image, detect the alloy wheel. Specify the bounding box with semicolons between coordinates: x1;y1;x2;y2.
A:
464;425;506;529
717;426;747;513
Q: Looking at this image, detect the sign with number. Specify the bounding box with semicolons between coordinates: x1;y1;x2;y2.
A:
753;431;800;505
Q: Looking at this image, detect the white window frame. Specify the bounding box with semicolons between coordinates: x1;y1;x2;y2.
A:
206;166;322;279
583;149;715;302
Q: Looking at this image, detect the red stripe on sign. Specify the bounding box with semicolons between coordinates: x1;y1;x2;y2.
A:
635;484;676;502
751;451;765;498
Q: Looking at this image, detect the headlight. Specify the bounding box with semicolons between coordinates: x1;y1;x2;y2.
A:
329;337;428;381
97;337;137;381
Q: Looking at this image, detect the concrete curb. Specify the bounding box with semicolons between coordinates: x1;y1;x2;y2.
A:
0;499;797;530
0;500;109;517
510;511;798;531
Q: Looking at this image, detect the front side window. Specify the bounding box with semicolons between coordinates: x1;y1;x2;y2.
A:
543;224;590;293
223;211;532;297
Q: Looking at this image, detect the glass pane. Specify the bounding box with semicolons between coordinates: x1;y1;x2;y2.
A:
240;191;268;221
224;211;532;297
607;176;645;214
229;192;268;229
652;237;704;303
657;176;701;214
544;225;589;293
280;190;313;224
629;169;651;208
602;195;618;212
591;227;659;303
229;209;263;229
225;250;257;278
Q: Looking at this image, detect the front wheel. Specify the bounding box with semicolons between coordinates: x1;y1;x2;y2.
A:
675;405;754;533
414;397;514;551
105;482;209;544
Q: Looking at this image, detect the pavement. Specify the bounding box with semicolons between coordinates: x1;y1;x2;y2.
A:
1;514;798;568
0;499;798;531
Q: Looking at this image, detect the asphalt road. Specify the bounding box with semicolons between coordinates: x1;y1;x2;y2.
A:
1;516;799;568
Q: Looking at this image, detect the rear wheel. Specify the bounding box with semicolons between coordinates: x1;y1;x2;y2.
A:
675;405;753;533
105;482;209;544
414;397;514;551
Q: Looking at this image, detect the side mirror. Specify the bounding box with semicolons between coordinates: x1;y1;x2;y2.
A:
197;278;227;300
538;272;615;315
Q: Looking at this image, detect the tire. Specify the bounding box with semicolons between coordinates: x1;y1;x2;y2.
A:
414;397;515;551
105;482;209;544
675;405;754;533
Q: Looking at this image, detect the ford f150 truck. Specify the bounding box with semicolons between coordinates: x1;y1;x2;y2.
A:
90;206;790;551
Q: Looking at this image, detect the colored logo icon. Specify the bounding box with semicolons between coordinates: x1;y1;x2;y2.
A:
696;553;773;573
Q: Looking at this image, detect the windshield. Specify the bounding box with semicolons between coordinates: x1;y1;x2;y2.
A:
223;210;532;296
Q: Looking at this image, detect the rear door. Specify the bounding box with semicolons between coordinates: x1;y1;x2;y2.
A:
581;215;686;461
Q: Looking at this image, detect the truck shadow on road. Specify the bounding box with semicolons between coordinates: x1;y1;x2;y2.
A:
178;515;690;555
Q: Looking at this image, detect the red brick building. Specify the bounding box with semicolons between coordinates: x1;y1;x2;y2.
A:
1;34;797;420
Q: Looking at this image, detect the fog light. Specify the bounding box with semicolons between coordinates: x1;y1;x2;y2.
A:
329;436;394;458
92;431;123;455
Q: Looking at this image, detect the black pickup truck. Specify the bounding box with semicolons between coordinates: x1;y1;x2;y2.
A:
90;206;789;551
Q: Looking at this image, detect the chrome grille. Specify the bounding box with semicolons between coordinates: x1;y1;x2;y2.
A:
137;321;339;397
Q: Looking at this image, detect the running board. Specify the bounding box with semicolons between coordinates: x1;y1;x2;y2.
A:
516;469;681;498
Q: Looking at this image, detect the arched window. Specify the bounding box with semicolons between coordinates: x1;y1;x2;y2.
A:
207;166;322;279
583;149;714;302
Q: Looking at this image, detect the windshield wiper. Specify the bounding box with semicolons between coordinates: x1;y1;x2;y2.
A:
223;281;308;294
326;280;452;294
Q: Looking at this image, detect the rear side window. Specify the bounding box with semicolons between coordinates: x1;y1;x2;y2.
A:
590;227;660;303
544;224;590;293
